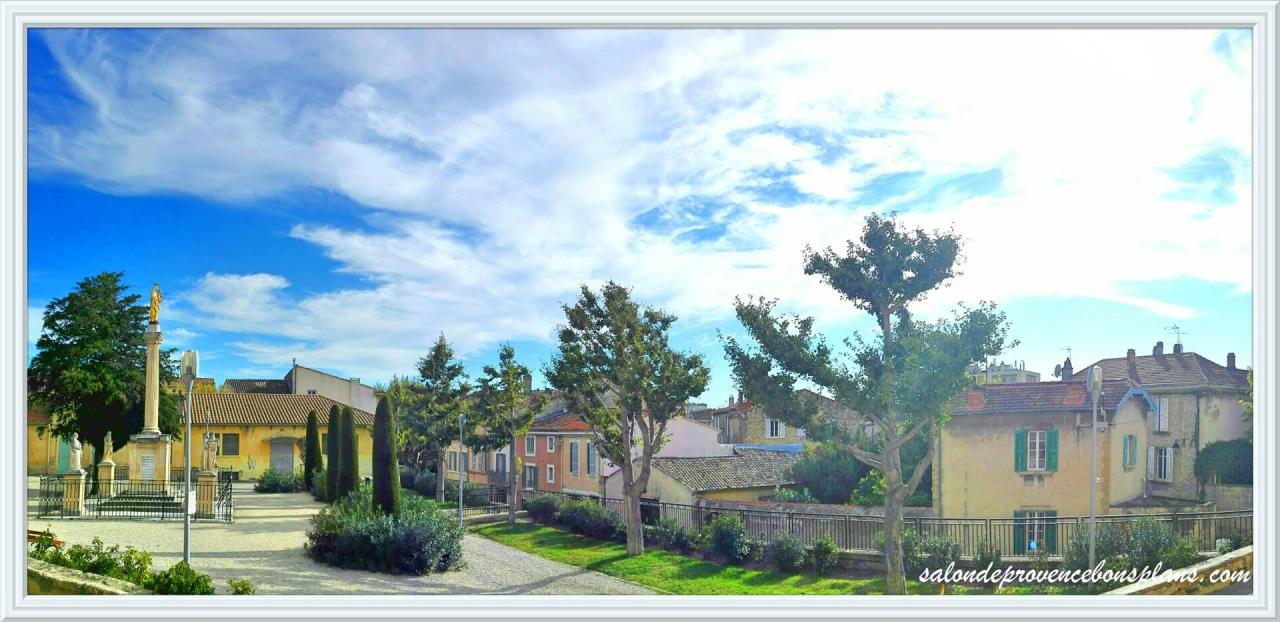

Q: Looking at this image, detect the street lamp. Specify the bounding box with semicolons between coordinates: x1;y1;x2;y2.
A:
1087;365;1102;581
458;412;467;528
179;350;199;565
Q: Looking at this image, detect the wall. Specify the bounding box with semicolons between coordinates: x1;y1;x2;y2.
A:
741;407;807;445
1106;400;1148;507
27;558;149;595
701;486;791;502
1106;546;1252;595
700;498;934;517
27;424;60;475
1206;483;1252;510
631;467;696;505
290;366;378;413
559;433;604;496
161;423;373;480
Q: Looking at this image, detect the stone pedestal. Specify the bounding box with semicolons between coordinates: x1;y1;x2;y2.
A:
61;471;86;516
195;471;218;518
96;459;117;497
127;433;172;493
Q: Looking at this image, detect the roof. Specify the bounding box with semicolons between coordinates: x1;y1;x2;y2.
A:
1070;352;1248;389
651;448;801;492
948;379;1142;416
733;444;805;454
28;407;50;426
529;410;592;433
190;393;373;427
221;379;290;394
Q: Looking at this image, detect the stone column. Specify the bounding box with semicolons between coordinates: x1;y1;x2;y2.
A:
195;471;218;519
97;459;117;497
61;470;86;516
143;324;163;435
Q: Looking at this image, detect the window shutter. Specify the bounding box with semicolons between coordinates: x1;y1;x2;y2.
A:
1014;429;1027;472
1147;446;1155;479
1165;447;1175;482
1046;429;1059;472
1045;511;1058;553
1013;511;1027;554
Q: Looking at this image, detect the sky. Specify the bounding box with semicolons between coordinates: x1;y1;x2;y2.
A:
26;28;1254;404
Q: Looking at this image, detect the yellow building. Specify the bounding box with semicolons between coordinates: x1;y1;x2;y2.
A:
636;448;803;505
27;407;64;475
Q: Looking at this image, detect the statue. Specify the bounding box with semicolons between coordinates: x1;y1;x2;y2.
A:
102;431;114;462
201;432;219;472
68;433;82;471
149;283;162;323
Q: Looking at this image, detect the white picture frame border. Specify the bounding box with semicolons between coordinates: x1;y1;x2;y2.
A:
0;1;1274;620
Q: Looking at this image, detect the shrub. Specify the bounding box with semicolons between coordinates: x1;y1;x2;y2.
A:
766;530;807;573
975;539;1002;569
1125;517;1180;570
304;410;322;491
705;513;752;563
558;499;624;541
788;442;871;505
1160;539;1202;570
227;578;256;595
413;471;436;497
372;397;401;516
149;561;216;595
311;469;328;502
29;533;154;587
811;536;839;576
254;466;302;493
325;404;341;501
902;531;961;576
1195;439;1252;485
400;467;418;490
772;486;817;504
653;517;694;553
1064;522;1128;570
337;407;359;499
525;494;562;525
305;486;464;575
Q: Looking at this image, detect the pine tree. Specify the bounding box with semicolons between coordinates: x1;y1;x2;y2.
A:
304;410;322;491
337;406;359;498
371;396;400;515
325;404;341;501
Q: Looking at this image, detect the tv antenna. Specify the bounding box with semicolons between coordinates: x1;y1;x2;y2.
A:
1060;346;1073;360
1165;324;1189;345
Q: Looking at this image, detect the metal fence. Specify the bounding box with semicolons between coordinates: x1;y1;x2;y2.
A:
36;476;234;522
515;489;1252;560
444;481;511;518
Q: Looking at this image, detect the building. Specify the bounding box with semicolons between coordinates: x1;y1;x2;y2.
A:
688;389;860;447
967;360;1041;384
600;417;733;497
26;406;63;475
621;448;803;505
937;344;1249;546
221;360;379;413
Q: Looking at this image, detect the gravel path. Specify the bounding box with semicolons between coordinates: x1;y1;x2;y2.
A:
26;478;651;595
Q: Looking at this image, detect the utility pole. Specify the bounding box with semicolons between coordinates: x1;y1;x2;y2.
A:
1087;365;1102;584
179;350;199;565
458;412;466;529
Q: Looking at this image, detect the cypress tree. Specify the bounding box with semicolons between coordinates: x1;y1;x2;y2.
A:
371;396;400;515
325;404;341;502
337;406;359;498
304;410;322;491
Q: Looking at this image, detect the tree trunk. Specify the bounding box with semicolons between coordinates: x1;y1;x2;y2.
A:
508;433;517;526
625;487;645;556
435;446;446;502
882;447;907;595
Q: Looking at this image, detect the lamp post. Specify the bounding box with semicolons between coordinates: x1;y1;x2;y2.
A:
1087;365;1102;582
179;350;199;565
458;412;466;528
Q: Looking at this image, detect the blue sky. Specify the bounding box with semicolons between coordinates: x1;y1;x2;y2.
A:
27;29;1253;403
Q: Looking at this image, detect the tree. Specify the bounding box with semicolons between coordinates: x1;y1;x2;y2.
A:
787;441;871;505
546;282;710;555
304;410;322;491
386;376;425;469
27;272;182;488
412;335;471;502
325;404;341;502
372;396;401;515
722;214;1010;594
1241;368;1253;441
472;344;548;525
338;406;359;498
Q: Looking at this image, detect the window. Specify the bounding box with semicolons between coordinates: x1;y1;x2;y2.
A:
306;389;317;395
220;433;240;456
547;436;556;452
473;451;486;471
448;451;458;472
569;441;580;475
1027;430;1047;471
1122;435;1138;469
460;452;469;473
766;418;785;438
586;443;598;476
1151;446;1174;482
496;453;507;474
1014;510;1057;554
1155;397;1170;432
525;436;536;456
546;464;555;483
523;465;537;489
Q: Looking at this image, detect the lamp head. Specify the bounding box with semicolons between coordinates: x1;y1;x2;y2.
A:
179;350;199;385
1087;365;1103;398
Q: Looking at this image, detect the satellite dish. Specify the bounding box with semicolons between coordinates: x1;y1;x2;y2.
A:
1054;364;1063;378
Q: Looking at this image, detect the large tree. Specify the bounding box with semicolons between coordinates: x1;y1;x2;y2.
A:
546;282;709;555
28;272;182;483
722;214;1010;594
324;404;341;501
412;335;471;502
472;344;548;525
371;396;401;515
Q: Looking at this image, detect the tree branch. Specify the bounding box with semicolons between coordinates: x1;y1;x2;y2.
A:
903;421;937;496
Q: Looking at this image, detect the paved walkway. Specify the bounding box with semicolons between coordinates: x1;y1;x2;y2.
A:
26;478;651;595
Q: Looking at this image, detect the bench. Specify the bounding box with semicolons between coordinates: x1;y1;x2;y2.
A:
27;529;64;548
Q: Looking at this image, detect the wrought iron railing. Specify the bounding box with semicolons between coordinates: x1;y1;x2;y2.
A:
36;476;234;522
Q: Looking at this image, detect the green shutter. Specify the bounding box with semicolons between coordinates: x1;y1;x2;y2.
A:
1045;511;1058;553
1014;429;1027;472
1046;429;1059;472
1013;511;1027;554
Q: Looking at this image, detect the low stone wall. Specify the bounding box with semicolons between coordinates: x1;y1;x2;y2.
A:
1206;483;1252;511
464;510;528;526
1105;546;1252;595
699;498;934;517
27;558;150;595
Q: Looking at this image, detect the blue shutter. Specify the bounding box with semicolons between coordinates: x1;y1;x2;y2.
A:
1046;429;1059;472
1045;511;1058;553
1013;511;1027;554
1015;430;1027;472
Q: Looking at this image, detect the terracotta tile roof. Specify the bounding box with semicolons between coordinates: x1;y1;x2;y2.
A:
221;378;291;394
1070;352;1248;389
652;448;801;492
529;409;591;432
190;393;372;427
948;379;1137;416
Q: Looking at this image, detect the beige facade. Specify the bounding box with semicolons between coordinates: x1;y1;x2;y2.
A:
286;364;379;413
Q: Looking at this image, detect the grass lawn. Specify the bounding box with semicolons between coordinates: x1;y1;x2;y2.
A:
472;522;987;595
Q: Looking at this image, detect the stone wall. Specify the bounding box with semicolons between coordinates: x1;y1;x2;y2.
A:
1206;483;1253;511
27;558;149;595
1106;546;1252;595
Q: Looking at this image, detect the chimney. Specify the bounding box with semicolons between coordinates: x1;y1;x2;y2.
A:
1173;342;1183;355
1127;348;1136;364
737;391;744;404
1227;353;1236;370
1060;357;1073;381
728;395;735;406
523;373;533;394
1153;341;1164;357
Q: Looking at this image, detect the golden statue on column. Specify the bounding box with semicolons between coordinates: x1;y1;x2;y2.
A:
149;283;162;323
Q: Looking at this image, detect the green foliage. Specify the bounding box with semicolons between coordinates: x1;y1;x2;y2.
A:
337;406;359;499
704;513;752;563
227;578;256;595
311;468;328;502
975;539;1002;568
811;536;840;576
771;486;818;504
411;337;473;501
253;466;302;493
898;529;961;576
558;499;626;541
1063;523;1128;571
1124;517;1180;570
852;471;886;506
470;344;548;520
525;494;562;524
1241;368;1253;440
372;396;401;516
765;531;807;573
653;517;695;553
325;404;341;502
1160;539;1202;570
149;561;216;595
1195;439;1252;485
305;486;464;575
304;410;322;491
788;442;870;505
